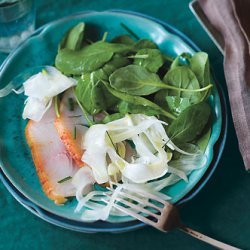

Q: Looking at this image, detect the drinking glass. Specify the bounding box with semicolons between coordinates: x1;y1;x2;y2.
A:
0;0;35;53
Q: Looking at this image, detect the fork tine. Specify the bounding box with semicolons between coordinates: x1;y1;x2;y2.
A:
112;196;160;220
122;186;169;205
117;190;163;212
107;187;163;212
108;185;169;205
110;201;159;228
101;197;145;217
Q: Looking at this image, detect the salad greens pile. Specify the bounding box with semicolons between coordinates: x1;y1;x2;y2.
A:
55;22;213;149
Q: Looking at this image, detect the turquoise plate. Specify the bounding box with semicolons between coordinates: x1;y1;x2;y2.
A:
0;10;225;229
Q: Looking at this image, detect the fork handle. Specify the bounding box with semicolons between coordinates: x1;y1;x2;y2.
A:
179;226;241;250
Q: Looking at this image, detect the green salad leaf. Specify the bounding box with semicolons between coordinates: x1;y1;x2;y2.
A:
75;73;104;114
189;52;211;101
109;64;210;97
103;81;176;119
55;23;214;152
117;100;161;116
154;91;191;116
190;52;210;88
59;22;85;51
102;113;125;123
55;41;132;75
163;66;202;104
111;35;135;45
133;48;164;73
167;102;211;143
109;65;163;95
134;39;158;50
75;54;130;114
102;54;130;77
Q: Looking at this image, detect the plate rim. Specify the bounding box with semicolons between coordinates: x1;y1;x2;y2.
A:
0;9;227;232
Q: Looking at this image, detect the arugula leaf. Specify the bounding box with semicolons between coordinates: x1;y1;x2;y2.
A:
134;39;158;50
75;73;105;114
75;73;105;115
102;113;125;123
154;94;191;116
102;54;130;77
193;114;212;152
154;90;169;110
59;23;85;51
75;54;130;114
165;96;190;115
111;35;135;45
189;52;210;88
92;70;119;110
103;81;176;120
196;127;211;153
189;52;211;101
170;52;211;100
117;100;161;116
109;65;163;95
55;41;132;75
110;64;212;97
95;54;130;109
167;102;211;143
163;66;201;104
133;48;164;73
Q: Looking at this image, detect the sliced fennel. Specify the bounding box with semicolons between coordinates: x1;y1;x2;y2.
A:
82;114;176;184
71;114;205;221
22;66;77;121
74;182;170;221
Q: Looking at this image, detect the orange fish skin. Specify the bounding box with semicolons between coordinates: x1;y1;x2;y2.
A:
25;120;67;204
54;117;85;167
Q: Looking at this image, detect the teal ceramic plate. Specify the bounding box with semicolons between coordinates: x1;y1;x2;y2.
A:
0;11;223;225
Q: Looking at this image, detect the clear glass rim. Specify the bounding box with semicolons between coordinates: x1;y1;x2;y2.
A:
0;0;32;11
0;0;34;23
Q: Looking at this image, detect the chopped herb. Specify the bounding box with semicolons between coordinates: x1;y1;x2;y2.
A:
68;115;82;118
74;123;89;129
153;139;171;155
75;123;88;127
54;95;60;118
106;131;118;153
68;97;74;111
120;23;140;40
73;87;94;126
57;176;72;183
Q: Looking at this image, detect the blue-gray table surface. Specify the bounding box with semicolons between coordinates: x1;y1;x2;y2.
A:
0;1;249;249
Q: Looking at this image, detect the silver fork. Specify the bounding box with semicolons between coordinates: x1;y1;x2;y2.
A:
104;186;241;250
